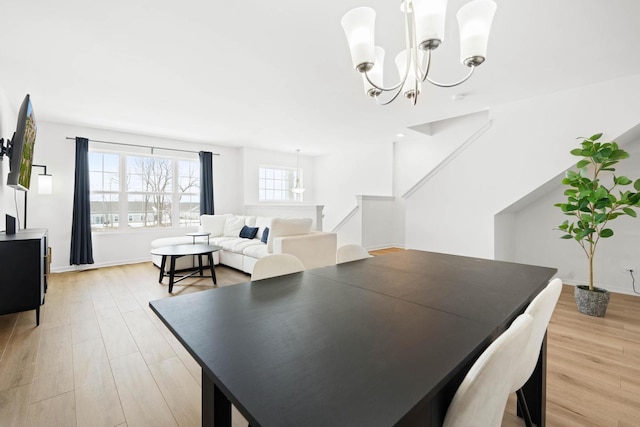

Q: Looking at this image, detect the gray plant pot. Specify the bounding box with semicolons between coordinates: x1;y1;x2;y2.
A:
574;285;610;317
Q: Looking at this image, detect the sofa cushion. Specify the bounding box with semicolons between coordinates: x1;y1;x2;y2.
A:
244;216;257;227
200;214;231;237
267;218;313;252
223;216;246;237
243;244;270;259
239;225;259;239
219;238;263;254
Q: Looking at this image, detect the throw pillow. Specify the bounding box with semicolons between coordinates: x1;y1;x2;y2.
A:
261;227;269;244
223;216;246;237
200;214;231;237
239;225;259;239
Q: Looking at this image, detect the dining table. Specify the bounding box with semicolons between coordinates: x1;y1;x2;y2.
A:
149;249;557;426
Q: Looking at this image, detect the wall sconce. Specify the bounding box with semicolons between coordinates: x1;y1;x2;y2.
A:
23;164;53;229
32;164;53;195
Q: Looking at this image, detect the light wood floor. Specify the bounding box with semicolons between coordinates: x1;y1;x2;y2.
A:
1;258;639;426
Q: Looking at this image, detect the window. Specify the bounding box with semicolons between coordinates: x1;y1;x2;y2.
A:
258;166;302;202
89;151;200;231
89;152;119;231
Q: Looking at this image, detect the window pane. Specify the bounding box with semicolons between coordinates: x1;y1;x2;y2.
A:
179;194;200;227
128;194;172;228
258;166;301;202
178;160;199;194
90;193;119;231
127;156;172;193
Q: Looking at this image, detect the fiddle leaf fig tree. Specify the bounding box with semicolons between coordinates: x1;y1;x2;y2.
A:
555;133;640;291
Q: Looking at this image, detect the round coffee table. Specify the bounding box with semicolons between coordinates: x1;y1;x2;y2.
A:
151;244;222;293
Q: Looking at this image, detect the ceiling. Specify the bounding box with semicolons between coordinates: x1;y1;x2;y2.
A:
2;0;640;156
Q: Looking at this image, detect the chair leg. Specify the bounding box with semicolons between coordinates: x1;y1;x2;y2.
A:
516;388;534;427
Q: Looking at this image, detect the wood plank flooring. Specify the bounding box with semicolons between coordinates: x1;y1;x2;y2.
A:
0;258;639;426
0;263;251;427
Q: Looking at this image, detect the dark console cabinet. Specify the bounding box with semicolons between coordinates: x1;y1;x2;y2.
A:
0;229;47;325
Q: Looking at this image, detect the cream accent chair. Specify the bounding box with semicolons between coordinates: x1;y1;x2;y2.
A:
511;278;562;427
443;314;534;427
251;254;305;281
336;244;371;264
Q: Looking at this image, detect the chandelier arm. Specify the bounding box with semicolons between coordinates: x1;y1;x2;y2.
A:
364;69;405;92
416;49;432;83
426;66;476;88
372;85;407;106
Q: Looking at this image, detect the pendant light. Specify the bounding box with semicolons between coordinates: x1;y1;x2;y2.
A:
291;149;306;194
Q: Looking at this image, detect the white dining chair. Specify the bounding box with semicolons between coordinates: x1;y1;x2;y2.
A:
336;244;371;264
511;278;563;427
251;254;305;281
443;313;534;427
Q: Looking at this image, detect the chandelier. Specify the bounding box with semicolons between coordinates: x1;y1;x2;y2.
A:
341;0;497;105
291;149;306;194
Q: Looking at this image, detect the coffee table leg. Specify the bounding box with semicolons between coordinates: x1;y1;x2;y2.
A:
159;256;167;283
169;256;177;293
209;253;217;284
198;255;204;276
203;372;231;427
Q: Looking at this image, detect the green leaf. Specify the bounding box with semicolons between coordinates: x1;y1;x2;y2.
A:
609;150;630;161
560;234;573;239
594;213;607;223
635;179;640;191
600;228;614;238
575;228;596;240
570;148;585;156
576;160;590;169
590;133;603;141
615;176;632;185
623;207;637;218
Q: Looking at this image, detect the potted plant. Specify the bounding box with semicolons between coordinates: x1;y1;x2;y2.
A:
555;133;640;317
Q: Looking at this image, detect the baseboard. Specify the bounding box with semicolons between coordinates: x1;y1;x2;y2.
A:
365;244;406;251
51;257;151;273
561;279;640;297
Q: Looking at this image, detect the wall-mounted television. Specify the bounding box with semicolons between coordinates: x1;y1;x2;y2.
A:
7;94;37;191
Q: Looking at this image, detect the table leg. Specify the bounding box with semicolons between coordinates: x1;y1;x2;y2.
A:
518;332;546;426
169;256;177;293
209;253;217;284
203;371;231;427
159;255;167;283
198;254;204;276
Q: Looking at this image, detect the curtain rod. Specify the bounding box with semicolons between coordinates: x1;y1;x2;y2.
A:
65;137;220;156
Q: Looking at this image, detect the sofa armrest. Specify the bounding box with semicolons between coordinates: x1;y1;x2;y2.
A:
273;232;337;270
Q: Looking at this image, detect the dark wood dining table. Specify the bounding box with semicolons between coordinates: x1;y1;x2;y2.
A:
149;250;557;427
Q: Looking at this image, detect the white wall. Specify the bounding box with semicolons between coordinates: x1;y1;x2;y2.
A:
510;138;640;295
406;74;640;259
0;88;18;224
360;195;396;250
28;121;243;271
242;147;315;205
314;142;393;232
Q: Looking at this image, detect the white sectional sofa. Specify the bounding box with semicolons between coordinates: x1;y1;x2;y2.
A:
150;214;337;274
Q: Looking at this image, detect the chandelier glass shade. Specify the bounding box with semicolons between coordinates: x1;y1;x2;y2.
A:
341;0;497;105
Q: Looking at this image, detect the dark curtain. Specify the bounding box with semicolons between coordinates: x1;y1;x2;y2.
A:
70;137;94;265
199;151;215;215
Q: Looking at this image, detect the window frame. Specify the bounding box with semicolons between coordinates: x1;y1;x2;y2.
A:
258;164;303;203
89;149;201;232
